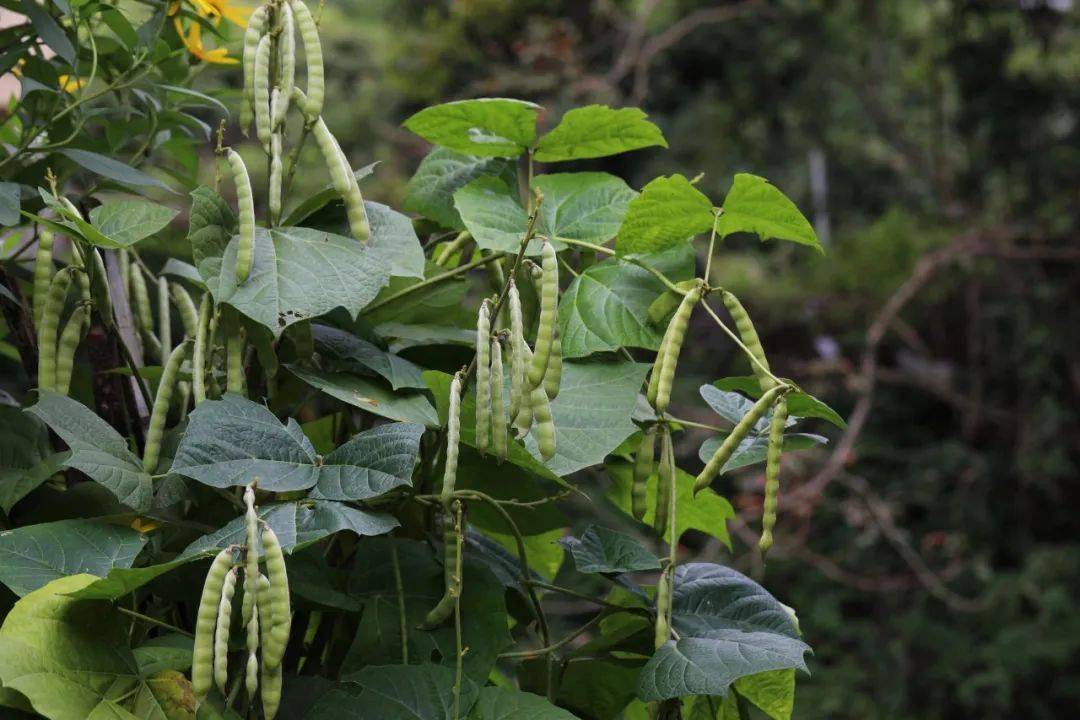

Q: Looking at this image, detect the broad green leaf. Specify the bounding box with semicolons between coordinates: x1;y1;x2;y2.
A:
616;174;714;255
187;186;235;269
712;377;846;429
716;174;820;251
281;163;377;227
143;670;196;720
606;461;734;549
0;181;19;225
0;575;143;720
182;500;397;560
66;556;192;601
534;105;667;162
88;200;178;247
200;226;391;338
403;147;516;230
287;364;439;426
343;663;481;719
20;0;75;62
0;407;67;512
453;176;546;256
556;658;641;720
559;525;660;574
0;519;146;596
468;687;581;719
27;392;153;511
558;244;695;358
313;324;426;390
426;359;648;478
637;563;810;701
57;148;175;193
299;198;425;280
697;432;827;475
532;172;637;244
343;538;512;682
171;394;421;493
403;98;540;158
734;670;795;720
160;258;204;287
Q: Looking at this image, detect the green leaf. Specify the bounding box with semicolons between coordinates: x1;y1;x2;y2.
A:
533;172;637;244
280;163;377;227
403;98;540;158
27;392;153;511
20;0;75;63
534;105;667;162
559;525;660;574
558;244;695;358
343;663;481;719
313;324;426;390
606;461;734;548
0;181;19;226
0;575;143;720
88;200;179;248
187;186;235;269
66;556;193;601
366;201;426;279
57;148;175;193
171;394;421;493
616;174;714;255
637;563;810;701
697;432;827;475
716;174;820;251
0;407;67;513
734;670;795;720
0;519;146;597
453;176;545;256
343;538;512;682
287;364;439;426
712;377;846;429
200;226;391;338
133;637;193;675
403;148;516;230
468;687;582;719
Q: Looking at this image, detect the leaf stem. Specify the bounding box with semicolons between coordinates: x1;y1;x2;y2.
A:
390;541;409;665
700;300;788;388
703;210;720;284
361;252;504;315
555;237;686;294
116;606;194;638
499;611;607;660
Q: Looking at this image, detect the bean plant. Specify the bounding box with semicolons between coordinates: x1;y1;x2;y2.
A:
0;1;846;719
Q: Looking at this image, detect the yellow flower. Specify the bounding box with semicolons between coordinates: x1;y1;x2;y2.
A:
170;0;253;65
57;74;86;93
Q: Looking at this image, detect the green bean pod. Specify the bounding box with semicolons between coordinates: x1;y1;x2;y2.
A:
759;397;788;555
422;501;462;629
227;148;256;285
632;425;657;521
543;327;562;400
130;267;160;362
290;0;323;120
240;4;268;134
253;34;272;148
311;118;370;242
55;304;89;396
143;341;188;473
32;227;55;327
442;373;462;500
507;281;525;419
654;425;674;536
511;343;534;438
170;282;198;338
274;2;294;126
260;524;291;670
245;648;259;701
475;301;492;455
434;231;471;267
36;268;73;392
529;382;556;461
214;567;238;695
653;283;702;414
157;277;172;355
193;549;234;702
654;567;671;649
722;290;776;392
253;574;273;700
261;658;282;720
118;249;131;302
490;338;507;460
192;293;211;404
693;385;785;495
176;381;191;423
227;328;245;395
268;127;283;223
242;485;260;627
87;248;114;328
527;242;558;387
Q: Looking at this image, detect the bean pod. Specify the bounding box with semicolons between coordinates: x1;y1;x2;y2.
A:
759;397;788;555
693;385;786;495
170;282;199;338
253;34;272;148
652;283;702;413
87;248;114;328
214;567;238;695
274;2;295;126
193;549;234;702
422;501;463;629
36;268;73;392
722;290;776;392
227;329;245;395
55;304;89;396
442;372;462;500
157;276;172;354
632;425;657;521
529;383;556;461
290;0;324;120
240;5;268;134
227;148;256;284
130;267;161;362
143;341;188;473
192;294;212;404
260;524;291;670
242;485;260;627
527;242;559;387
311;118;369;242
654;425;674;537
654;566;671;649
32;227;54;327
475;301;492;455
490;337;507;460
507;281;526;419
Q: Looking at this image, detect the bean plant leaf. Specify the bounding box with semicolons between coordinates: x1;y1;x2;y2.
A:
281;163;377;227
534;105;667;162
0;182;20;225
200;226;392;338
637;563;810;701
0;519;147;597
88;200;178;248
298;197;425;280
533;172;637;244
468;687;582;719
170;394;422;494
712;377;846;429
558;243;695;358
559;525;661;574
734;670;796;720
27;392;153;511
453;176;546;256
403;147;516;230
616;174;715;255
342;663;481;720
57;148;175;193
312;324;427;390
716;173;821;251
288;364;440;426
188;186;236;268
0;407;68;513
403;98;540;158
697;432;827;475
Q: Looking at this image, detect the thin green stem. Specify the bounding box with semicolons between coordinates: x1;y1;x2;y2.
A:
527;580;649;614
703;210;720;284
390;542;409;665
116;607;194;638
700;300;788;388
500;611;607;660
555;237;686;294
664;415;727;433
361;252;503;315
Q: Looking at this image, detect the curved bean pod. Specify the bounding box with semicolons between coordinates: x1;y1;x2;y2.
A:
142;341;188;473
253;34;272;148
274;2;294;126
214;567;238;695
653;425;674;537
157;276;172;355
475;301;492;455
722;290;776;392
55;304;89;396
693;385;786;495
507;281;525;419
758;397;788;555
192;293;211;404
442;372;462;500
527;242;558;387
170;282;198;338
32;227;55;327
36;268;73;392
240;4;268;134
653;283;702;413
226;148;256;285
529;383;556;461
422;501;462;629
290;0;324;120
490;338;507;460
260;524;291;670
632;425;657;521
193;548;234;702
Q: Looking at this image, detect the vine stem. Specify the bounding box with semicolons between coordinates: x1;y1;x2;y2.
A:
361;252;504;315
499;611;607;660
703;210;721;284
700;300;787;388
526;580;650;615
451;500;464;720
116;607;194;638
390;542;409;664
554;237;686;294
